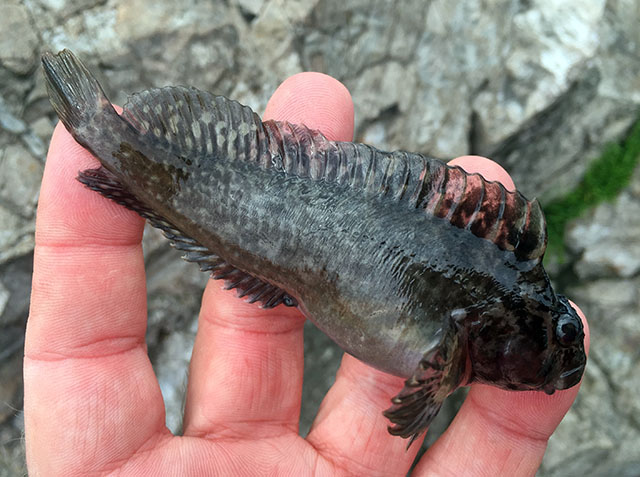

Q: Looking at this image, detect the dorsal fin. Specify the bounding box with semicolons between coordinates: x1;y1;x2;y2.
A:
121;86;266;165
261;120;547;262
119;86;546;262
262;120;427;202
77;166;298;309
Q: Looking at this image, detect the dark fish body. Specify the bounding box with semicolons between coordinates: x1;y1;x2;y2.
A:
42;50;586;443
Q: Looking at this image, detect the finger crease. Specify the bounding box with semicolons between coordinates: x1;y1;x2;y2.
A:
36;241;141;250
313;446;398;477
205;318;305;337
25;336;146;362
196;422;297;442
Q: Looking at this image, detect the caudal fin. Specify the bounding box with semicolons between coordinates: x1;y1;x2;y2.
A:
41;49;116;132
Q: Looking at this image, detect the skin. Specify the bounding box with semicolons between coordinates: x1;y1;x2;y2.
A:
24;72;590;476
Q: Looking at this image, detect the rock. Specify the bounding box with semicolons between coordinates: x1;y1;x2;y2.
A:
0;253;32;429
297;0;640;201
34;0;106;18
144;241;208;350
29;117;55;152
0;144;44;218
0;97;27;135
351;61;417;145
250;0;309;79
300;322;341;434
0;352;23;424
0;142;42;264
0;2;40;75
234;0;265;21
0;282;9;318
0;412;26;477
485;1;606;143
142;229;207;432
541;168;640;475
0;204;35;263
567;177;640;279
28;117;53;141
152;323;196;434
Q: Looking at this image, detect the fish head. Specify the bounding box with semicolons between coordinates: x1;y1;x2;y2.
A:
467;295;586;393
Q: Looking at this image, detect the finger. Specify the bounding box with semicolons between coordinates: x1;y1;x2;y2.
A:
414;155;590;476
449;155;516;191
182;73;355;439
307;355;420;476
24;123;169;475
263;72;355;141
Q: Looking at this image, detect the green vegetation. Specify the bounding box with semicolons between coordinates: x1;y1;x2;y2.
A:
544;119;640;261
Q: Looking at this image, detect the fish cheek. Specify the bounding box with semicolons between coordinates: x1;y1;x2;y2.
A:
467;316;548;389
499;334;549;387
466;319;512;386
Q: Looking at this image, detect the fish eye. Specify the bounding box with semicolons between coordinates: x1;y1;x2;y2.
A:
555;313;581;346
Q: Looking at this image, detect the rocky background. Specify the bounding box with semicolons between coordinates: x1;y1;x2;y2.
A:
1;0;639;475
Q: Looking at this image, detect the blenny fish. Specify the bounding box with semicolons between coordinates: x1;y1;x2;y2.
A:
42;49;586;444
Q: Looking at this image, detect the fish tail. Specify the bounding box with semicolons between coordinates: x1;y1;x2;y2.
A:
41;49;116;132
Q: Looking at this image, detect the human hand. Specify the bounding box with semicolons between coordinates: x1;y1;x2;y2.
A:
24;72;589;476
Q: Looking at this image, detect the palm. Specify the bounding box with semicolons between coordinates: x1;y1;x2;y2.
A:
24;73;588;476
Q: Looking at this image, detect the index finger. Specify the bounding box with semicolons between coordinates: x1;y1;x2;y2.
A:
24;122;169;475
413;155;590;476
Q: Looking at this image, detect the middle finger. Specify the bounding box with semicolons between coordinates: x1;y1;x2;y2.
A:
183;284;305;440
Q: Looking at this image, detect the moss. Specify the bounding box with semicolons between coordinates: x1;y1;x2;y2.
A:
544;119;640;261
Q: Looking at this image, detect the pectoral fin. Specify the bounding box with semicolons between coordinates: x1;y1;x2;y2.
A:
383;348;450;447
383;314;468;447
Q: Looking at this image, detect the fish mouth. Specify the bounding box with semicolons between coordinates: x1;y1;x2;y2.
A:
553;364;585;390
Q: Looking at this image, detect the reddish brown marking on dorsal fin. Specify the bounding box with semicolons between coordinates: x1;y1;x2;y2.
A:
493;188;527;254
418;160;547;262
469;179;503;241
450;173;485;230
433;167;467;221
516;197;547;260
421;161;448;214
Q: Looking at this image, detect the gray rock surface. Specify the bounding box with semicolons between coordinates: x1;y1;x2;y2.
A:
1;1;639;475
541;167;640;476
568;168;640;279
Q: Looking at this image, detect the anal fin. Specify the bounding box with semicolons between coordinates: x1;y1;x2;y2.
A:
77;167;298;309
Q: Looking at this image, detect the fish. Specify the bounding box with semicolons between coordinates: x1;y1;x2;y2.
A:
41;49;586;445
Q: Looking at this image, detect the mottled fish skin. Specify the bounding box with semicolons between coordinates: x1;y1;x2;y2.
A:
42;50;587;445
